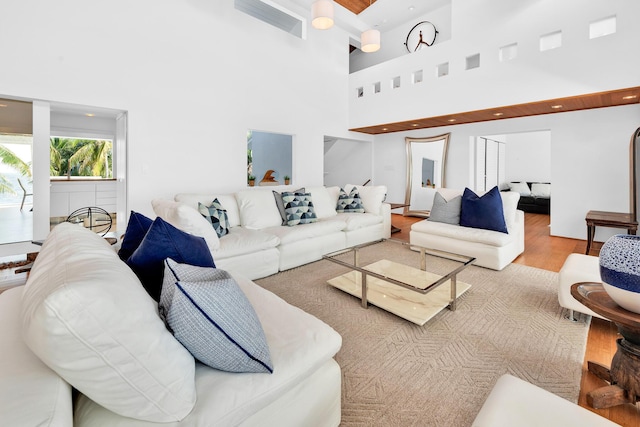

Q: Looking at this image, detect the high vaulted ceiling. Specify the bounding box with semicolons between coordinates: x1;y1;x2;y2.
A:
312;1;639;134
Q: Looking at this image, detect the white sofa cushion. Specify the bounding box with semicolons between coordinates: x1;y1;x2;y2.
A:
175;193;241;227
264;219;346;245
21;223;197;422
345;184;387;215
236;189;283;230
411;219;514;247
0;286;73;427
306;186;338;219
214;227;280;260
500;191;520;230
507;182;531;196
152;198;220;250
74;273;343;427
335;212;384;231
531;182;551;198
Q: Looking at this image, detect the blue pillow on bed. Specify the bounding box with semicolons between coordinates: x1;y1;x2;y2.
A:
118;211;153;261
459;186;508;234
127;217;215;301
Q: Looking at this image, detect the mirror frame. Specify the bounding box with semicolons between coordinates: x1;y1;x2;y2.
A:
404;133;451;217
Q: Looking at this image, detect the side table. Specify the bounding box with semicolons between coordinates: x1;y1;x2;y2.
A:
571;282;640;408
389;203;410;234
585;210;637;255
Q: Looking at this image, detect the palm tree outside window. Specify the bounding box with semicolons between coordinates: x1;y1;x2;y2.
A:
50;137;113;179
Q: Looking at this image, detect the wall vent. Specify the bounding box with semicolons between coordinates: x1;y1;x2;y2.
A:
234;0;306;39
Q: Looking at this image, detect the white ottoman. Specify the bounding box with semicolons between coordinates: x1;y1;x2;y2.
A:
558;253;605;321
472;374;619;426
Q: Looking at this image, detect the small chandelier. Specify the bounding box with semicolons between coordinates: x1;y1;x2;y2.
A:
361;29;380;53
312;0;334;30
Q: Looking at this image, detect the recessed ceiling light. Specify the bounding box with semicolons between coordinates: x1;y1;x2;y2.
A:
623;95;638;100
412;124;418;127
408;6;415;11
493;112;504;116
85;113;95;117
0;104;7;108
448;118;456;122
382;127;388;131
551;104;563;109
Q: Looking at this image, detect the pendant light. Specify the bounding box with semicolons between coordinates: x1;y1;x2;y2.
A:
312;0;334;30
361;28;380;53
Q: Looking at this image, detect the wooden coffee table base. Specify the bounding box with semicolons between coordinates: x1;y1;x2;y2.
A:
586;348;640;409
571;282;640;409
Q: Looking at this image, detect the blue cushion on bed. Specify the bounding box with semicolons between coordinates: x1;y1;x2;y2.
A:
127;217;215;301
118;211;153;261
460;186;508;233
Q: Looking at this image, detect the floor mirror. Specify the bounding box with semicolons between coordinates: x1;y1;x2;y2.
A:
404;133;450;217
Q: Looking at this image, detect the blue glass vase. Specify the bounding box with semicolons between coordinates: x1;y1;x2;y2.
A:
599;234;640;314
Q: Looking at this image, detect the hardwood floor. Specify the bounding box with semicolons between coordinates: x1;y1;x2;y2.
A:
391;212;640;426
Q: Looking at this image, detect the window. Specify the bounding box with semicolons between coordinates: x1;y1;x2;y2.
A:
590;16;616;39
50;136;113;179
499;43;518;62
437;62;449;77
540;31;562;51
466;53;480;70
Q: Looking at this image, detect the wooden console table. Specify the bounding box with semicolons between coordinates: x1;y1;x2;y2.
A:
585;210;637;255
571;282;640;408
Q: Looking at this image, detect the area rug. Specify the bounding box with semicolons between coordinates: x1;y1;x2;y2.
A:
255;241;590;427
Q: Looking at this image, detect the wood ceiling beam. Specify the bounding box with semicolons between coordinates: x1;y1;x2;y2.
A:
349;87;640;135
334;0;376;15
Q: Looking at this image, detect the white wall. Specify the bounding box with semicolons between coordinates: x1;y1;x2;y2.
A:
373;104;640;241
0;0;355;219
349;0;640;129
349;3;452;73
503;131;551;183
323;138;372;187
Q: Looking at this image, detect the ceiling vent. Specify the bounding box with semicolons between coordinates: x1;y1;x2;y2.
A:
234;0;306;39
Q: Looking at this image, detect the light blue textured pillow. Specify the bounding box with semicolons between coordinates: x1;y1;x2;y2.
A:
336;187;365;213
428;192;461;225
198;198;230;237
160;259;273;374
281;191;318;226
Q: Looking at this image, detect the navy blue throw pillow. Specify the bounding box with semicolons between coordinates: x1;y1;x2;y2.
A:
459;186;508;233
118;211;153;261
127;217;215;301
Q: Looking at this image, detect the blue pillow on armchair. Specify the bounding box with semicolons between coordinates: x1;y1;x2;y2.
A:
460;186;508;233
127;217;215;301
118;211;153;261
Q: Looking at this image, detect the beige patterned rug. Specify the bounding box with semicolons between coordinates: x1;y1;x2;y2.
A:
255;241;590;427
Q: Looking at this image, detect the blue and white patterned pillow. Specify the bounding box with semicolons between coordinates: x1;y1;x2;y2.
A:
198;198;229;237
281;191;318;226
160;259;273;374
336;187;365;213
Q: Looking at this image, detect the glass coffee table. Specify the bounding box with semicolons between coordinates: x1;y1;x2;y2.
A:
322;239;475;325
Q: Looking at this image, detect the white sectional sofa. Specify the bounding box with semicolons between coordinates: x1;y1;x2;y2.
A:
0;222;342;426
171;184;391;279
410;190;524;270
